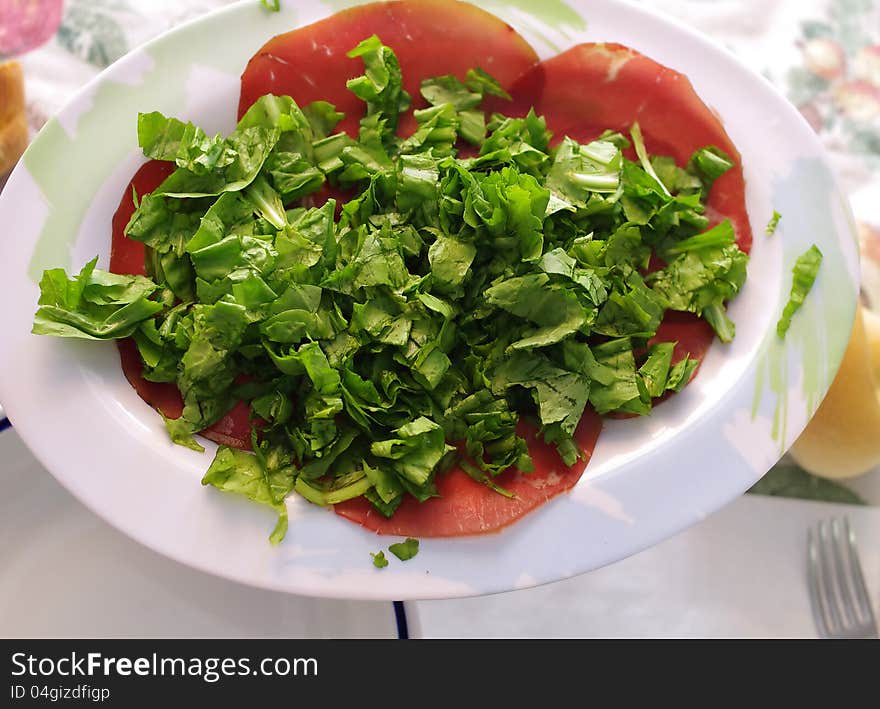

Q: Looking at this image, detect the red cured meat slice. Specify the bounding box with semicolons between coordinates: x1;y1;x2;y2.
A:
110;160;251;449
650;312;714;367
506;42;752;254
335;411;602;537
237;0;540;137
513;42;750;369
109;160;174;277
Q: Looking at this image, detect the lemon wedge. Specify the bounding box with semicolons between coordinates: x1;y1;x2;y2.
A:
860;305;880;383
790;303;880;478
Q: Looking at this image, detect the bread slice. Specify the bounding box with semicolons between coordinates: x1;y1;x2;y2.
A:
0;61;28;176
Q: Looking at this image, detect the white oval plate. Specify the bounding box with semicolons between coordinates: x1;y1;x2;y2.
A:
0;0;859;600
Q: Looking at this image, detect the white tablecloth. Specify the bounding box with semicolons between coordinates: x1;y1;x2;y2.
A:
0;429;396;638
412;495;880;638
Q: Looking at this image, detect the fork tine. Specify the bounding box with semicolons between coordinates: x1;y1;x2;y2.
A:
816;520;844;634
829;518;859;629
843;517;878;628
807;526;833;638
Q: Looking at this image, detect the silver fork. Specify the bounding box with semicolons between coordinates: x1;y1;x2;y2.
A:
807;517;878;639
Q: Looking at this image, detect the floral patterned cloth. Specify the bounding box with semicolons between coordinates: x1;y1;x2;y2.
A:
7;0;235;132
3;0;880;502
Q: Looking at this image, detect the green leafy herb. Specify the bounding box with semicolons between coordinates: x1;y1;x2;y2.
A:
388;537;420;561
630;122;670;197
201;446;295;544
766;210;781;235
371;551;389;568
649;221;747;343
346;35;410;144
33;258;163;340
686;146;734;196
138;112;231;174
777;245;822;338
32;36;750;543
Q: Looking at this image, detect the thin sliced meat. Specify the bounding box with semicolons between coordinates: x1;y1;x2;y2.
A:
511;43;750;369
334;410;602;537
110;161;251;449
117;337;182;417
197;398;253;449
649;312;715;366
238;0;539;137
300;182;354;217
507;42;752;254
109;160;174;276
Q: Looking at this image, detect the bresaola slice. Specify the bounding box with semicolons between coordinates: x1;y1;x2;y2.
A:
335;413;602;536
238;0;539;136
511;42;753;371
110;160;174;278
507;42;752;255
649;312;714;367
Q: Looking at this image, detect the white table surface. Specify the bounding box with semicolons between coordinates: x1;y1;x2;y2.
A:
0;428;397;639
411;495;880;638
2;424;878;638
